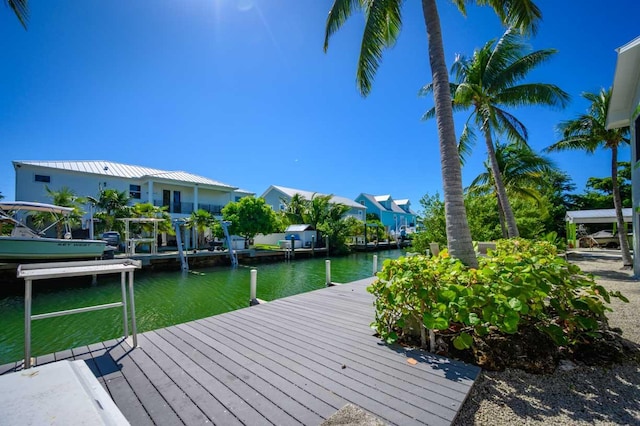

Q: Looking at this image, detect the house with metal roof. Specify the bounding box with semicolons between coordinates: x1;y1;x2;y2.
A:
13;160;253;223
261;185;366;221
607;35;640;274
355;193;417;234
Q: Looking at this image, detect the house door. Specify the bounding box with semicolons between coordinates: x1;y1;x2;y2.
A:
163;190;171;211
174;191;181;214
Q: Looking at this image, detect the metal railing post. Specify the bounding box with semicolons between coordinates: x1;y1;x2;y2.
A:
128;271;138;347
250;269;258;306
121;271;129;339
24;279;32;369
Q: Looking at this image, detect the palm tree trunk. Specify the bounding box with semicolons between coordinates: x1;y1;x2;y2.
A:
483;128;519;237
611;145;633;268
421;0;477;268
495;191;508;238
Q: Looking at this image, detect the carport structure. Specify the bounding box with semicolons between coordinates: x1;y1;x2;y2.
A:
565;208;633;248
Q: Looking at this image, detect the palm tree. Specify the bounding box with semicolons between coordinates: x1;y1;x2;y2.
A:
186;209;215;248
5;0;28;28
470;142;556;237
324;0;542;267
420;28;569;238
33;186;85;238
92;189;131;234
546;89;632;268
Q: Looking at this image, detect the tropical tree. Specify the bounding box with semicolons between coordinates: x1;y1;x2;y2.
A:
324;0;543;267
222;196;279;248
90;189;131;234
318;202;352;254
186;209;215;248
280;193;307;225
469;142;556;237
33;186;85;238
5;0;28;28
421;28;568;238
546;88;632;268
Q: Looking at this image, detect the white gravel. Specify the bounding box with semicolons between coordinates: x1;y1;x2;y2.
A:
453;250;640;425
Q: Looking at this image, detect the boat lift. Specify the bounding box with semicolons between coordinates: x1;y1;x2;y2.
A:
174;219;238;271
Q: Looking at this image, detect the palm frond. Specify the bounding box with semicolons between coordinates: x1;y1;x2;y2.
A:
324;0;361;52
6;0;28;29
495;83;570;109
478;0;542;35
492;48;558;90
356;0;403;96
493;107;528;145
458;121;477;165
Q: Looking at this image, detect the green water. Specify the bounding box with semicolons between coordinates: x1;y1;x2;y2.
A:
0;250;404;364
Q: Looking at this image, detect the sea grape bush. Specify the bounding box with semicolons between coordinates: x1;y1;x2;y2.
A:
368;239;628;351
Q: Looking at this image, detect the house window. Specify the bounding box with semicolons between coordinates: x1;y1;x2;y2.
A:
129;184;141;199
279;204;285;211
358;210;363;217
34;174;50;183
235;196;242;202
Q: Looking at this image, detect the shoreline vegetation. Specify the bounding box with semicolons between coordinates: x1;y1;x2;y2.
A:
454;250;640;425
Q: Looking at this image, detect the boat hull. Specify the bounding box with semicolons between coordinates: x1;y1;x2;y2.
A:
0;237;107;260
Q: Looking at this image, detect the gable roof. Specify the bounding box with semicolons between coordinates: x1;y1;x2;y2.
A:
13;160;237;190
566;208;633;224
264;185;364;210
358;193;386;212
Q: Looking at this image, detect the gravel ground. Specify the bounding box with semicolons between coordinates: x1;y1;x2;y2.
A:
453;250;640;426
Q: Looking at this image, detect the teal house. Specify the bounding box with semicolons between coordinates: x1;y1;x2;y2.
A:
355;194;417;235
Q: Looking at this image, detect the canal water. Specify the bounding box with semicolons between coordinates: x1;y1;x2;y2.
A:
0;250;404;364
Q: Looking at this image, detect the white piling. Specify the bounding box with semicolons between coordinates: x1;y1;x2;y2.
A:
325;260;331;286
250;269;258;306
373;255;378;276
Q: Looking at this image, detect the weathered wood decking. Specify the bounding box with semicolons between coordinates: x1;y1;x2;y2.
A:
0;278;480;425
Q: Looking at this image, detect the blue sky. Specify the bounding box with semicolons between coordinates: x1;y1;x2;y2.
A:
1;1;638;212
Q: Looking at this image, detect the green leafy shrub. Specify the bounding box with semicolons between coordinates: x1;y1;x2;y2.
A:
368;238;628;359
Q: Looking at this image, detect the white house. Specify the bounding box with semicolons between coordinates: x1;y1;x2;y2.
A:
13;160;253;223
261;185;366;221
606;35;640;274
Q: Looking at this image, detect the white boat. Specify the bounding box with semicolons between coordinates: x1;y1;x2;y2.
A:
0;201;107;261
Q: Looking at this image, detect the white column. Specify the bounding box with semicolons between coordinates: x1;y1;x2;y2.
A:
194;184;199;213
148;180;154;204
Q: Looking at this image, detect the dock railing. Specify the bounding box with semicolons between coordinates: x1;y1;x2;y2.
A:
17;259;142;369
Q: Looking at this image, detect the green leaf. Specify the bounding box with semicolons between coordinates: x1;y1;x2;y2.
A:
538;324;567;346
440;289;457;302
507;297;523;311
501;311;520;333
453;332;474;350
575;316;598;330
433;316;449;330
422;312;436;330
468;312;481;325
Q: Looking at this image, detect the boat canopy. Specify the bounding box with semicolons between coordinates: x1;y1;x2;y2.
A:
0;201;75;215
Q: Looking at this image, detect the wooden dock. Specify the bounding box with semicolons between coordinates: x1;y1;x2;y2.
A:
0;278;480;425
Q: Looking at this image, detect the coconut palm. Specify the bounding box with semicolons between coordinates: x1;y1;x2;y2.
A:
5;0;28;28
420;28;569;238
92;189;131;234
546;89;632;268
470;142;556;237
324;0;542;267
32;186;85;238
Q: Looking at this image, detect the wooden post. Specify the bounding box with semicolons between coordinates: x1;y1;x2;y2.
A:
250;269;259;306
311;235;315;256
373;254;378;276
325;260;331;286
290;235;295;259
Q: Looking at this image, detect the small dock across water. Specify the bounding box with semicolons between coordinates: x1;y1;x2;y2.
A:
0;277;480;425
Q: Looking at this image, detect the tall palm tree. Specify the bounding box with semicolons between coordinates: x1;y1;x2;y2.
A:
92;189;131;234
186;209;215;248
470;142;556;237
420;28;569;238
546;89;632;268
5;0;28;28
324;0;542;267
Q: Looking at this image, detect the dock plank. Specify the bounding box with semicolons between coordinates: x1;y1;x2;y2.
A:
1;277;480;426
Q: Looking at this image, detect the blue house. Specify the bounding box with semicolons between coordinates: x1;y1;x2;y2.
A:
355;194;417;235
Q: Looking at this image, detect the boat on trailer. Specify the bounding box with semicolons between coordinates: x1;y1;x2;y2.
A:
0;201;107;261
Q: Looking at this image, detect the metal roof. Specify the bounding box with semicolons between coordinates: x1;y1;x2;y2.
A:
14;160;236;189
267;185;364;210
566;208;633;224
285;224;315;232
607;36;640;129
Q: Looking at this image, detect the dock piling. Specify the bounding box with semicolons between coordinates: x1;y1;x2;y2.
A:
250;269;259;306
325;260;331;286
372;255;378;276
